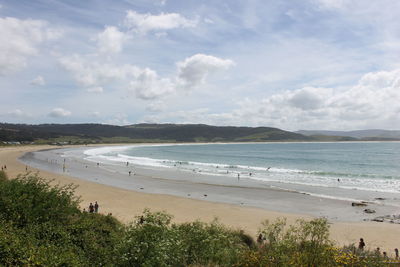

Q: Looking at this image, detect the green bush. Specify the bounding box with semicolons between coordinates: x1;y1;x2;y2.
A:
0;172;80;227
0;170;7;181
174;220;249;266
236;218;337;266
117;209;249;266
0;173;123;266
117;209;186;266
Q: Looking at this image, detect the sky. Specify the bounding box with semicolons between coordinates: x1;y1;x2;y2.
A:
0;0;399;131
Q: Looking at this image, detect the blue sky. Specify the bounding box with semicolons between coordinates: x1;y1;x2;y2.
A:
1;0;399;130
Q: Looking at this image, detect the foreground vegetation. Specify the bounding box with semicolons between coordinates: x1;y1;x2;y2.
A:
0;170;398;266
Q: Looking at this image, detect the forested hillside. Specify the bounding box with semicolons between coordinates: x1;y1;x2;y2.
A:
0;123;311;143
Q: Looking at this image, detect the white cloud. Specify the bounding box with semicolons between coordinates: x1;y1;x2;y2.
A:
177;54;235;89
30;75;45;86
5;109;31;118
314;0;349;10
89;111;100;117
146;101;166;112
159;0;167;6
86;86;104;93
59;55;141;87
60;53;234;100
48;108;71;118
123;10;197;34
144;69;400;130
106;113;130;125
97;26;127;54
129;68;174;100
204;18;214;24
288;87;332;110
0;16;60;75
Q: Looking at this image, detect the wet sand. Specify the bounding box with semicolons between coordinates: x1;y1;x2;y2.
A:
1;145;400;255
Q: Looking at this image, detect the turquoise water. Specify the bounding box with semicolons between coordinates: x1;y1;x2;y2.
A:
97;142;400;194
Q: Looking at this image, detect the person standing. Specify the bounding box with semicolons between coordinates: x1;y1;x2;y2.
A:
89;203;94;213
358;238;365;250
94;201;99;213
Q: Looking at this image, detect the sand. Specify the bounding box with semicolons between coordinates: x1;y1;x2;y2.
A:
1;145;399;255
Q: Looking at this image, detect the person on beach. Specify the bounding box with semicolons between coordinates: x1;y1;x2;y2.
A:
129;171;131;176
126;161;129;166
94;201;99;213
257;234;263;245
89;203;94;213
358;238;365;250
395;248;399;259
237;173;240;181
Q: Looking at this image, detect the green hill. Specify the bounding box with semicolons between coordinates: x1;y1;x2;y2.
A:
0;123;311;144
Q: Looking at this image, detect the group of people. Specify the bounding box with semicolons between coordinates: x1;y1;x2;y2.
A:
87;201;99;213
1;165;6;171
359;238;399;259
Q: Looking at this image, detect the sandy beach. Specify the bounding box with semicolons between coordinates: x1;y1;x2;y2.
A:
1;145;400;255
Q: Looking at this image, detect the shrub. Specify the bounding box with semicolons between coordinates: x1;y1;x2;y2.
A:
117;209;186;267
0;173;123;266
0;170;7;181
237;218;337;266
0;172;80;227
117;210;249;266
175;220;250;266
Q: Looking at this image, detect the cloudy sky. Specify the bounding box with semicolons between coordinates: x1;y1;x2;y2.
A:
1;0;399;130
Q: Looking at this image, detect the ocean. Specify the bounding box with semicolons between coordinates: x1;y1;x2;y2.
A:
84;142;400;198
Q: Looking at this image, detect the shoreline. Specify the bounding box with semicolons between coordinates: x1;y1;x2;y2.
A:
1;144;400;254
20;145;400;223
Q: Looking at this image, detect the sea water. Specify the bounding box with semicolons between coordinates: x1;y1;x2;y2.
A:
84;142;400;197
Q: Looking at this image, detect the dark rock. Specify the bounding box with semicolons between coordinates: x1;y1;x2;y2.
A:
364;208;376;214
352;202;367;207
